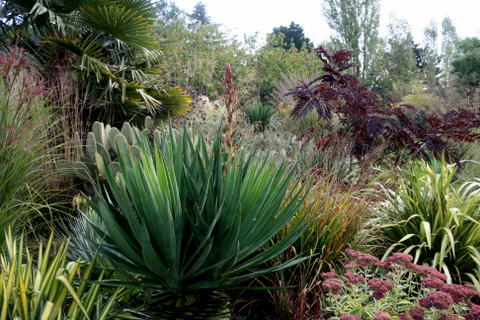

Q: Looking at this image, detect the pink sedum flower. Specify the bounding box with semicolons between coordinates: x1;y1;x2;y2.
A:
374;311;394;320
340;314;362;320
385;253;414;264
368;278;394;294
409;306;425;320
426;291;454;310
322;278;344;295
344;272;365;284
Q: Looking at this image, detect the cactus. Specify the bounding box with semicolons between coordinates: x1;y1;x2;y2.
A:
59;117;161;195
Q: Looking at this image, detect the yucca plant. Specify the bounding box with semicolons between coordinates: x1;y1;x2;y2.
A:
85;124;308;319
0;228;136;320
381;157;480;284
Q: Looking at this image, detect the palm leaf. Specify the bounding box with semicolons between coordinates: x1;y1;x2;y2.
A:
80;4;157;51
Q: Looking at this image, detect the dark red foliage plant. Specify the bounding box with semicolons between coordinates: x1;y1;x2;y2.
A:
286;46;480;165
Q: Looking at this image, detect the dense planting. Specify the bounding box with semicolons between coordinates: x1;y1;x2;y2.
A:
0;0;480;319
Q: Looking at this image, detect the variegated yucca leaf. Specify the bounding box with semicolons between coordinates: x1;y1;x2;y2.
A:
0;228;138;320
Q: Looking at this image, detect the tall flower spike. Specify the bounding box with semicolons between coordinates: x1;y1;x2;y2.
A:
222;63;241;162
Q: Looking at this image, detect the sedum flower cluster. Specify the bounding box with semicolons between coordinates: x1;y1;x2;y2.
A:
322;250;480;320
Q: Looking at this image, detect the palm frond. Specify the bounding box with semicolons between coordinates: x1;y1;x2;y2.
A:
80;4;157;51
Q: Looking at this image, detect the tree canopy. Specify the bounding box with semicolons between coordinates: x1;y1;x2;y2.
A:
272;22;314;51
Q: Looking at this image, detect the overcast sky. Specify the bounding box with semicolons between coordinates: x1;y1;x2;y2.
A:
174;0;480;45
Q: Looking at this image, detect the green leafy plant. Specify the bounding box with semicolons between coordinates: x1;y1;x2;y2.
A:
243;103;276;132
1;0;192;127
85;123;308;318
0;228;135;320
381;157;480;284
321;250;480;320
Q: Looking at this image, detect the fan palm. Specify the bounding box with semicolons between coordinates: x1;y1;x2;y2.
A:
0;0;191;126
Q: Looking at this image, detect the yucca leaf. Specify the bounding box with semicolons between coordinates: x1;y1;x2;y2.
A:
55;275;90;319
39;301;54;320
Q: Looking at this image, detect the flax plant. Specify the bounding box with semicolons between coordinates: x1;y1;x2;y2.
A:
382;157;480;284
85;124;308;318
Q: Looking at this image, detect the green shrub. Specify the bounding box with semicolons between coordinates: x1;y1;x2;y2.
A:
243;103;276;132
381;157;480;284
85;124;308;318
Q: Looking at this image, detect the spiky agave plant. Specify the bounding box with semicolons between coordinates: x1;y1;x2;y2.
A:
85;124;308;319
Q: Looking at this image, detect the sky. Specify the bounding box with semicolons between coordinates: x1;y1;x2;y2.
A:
173;0;480;46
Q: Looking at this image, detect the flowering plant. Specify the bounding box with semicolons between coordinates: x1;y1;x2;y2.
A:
322;250;480;320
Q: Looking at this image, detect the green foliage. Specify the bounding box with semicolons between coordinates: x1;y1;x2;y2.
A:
455;139;480;182
1;0;192;126
0;228;134;320
85;123;308;316
322;250;479;320
255;35;323;101
157;11;257;103
0;48;63;242
271;21;314;51
452;37;480;87
381;158;480;284
243;103;276;132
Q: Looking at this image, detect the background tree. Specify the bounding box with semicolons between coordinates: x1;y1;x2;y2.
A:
441;17;459;87
452;37;480;88
255;33;323;103
188;1;210;25
272;22;314;51
420;21;441;94
156;3;257;103
321;0;381;81
376;15;419;99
